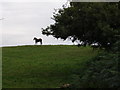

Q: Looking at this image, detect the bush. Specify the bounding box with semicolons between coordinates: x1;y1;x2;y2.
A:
71;41;120;88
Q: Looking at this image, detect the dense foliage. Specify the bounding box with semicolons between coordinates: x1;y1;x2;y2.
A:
41;2;120;88
42;2;120;48
70;40;120;88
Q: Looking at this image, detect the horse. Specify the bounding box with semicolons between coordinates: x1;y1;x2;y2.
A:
33;37;42;45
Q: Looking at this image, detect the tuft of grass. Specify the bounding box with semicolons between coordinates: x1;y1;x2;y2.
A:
2;45;98;88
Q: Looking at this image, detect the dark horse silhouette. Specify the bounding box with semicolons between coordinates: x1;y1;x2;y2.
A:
33;37;42;45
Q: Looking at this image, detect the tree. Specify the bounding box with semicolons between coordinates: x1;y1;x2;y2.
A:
42;2;120;49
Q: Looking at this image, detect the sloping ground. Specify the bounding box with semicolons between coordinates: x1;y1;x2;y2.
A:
0;47;2;89
2;45;98;88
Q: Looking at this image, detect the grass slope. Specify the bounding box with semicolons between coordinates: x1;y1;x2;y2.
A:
2;45;98;88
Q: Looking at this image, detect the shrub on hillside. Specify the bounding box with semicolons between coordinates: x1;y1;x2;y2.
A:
71;41;120;88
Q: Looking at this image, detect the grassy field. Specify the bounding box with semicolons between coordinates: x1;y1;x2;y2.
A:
2;45;98;88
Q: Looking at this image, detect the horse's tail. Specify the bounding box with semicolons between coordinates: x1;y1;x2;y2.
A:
40;38;42;45
41;39;42;45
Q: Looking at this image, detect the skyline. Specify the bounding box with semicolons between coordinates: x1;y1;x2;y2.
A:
1;0;75;47
1;0;119;47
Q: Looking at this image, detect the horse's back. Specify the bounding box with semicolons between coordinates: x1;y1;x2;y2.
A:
39;38;42;41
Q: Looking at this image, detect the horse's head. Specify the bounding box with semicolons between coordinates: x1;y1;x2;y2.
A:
33;37;37;40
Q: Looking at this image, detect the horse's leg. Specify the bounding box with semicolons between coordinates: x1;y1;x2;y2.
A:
40;41;42;45
35;41;37;45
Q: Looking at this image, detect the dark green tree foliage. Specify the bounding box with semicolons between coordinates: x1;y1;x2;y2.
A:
70;41;120;88
42;2;120;48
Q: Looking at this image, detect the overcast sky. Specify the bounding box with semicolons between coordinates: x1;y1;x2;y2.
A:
1;0;74;47
1;0;119;47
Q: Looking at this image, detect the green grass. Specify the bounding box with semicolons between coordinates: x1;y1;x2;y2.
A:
2;45;98;88
0;47;2;89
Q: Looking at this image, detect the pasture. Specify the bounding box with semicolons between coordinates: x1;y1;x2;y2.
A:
2;45;98;88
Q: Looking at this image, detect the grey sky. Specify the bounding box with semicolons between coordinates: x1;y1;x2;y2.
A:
1;0;74;47
1;0;119;47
